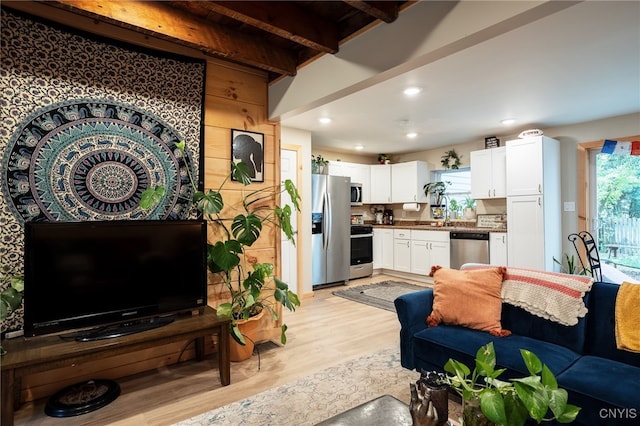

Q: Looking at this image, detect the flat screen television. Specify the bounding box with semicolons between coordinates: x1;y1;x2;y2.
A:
23;220;208;339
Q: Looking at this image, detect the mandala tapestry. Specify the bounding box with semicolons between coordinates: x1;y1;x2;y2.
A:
0;9;205;332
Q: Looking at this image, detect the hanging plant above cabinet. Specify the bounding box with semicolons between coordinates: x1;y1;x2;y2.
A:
441;149;461;169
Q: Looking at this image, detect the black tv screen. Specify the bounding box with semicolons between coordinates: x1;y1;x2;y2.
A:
23;220;208;337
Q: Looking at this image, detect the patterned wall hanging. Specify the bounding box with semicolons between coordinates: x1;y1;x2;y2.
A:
0;8;206;332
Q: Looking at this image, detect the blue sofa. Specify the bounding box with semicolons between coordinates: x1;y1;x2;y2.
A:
395;281;640;425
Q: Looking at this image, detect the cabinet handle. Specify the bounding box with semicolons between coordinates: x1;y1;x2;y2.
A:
538;197;541;206
492;189;495;197
538;184;542;194
488;189;491;197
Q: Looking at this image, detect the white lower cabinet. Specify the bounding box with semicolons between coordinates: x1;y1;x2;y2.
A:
411;230;450;272
393;229;411;272
391;229;450;275
489;232;508;266
373;228;394;270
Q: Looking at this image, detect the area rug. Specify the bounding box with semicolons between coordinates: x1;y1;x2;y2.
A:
332;281;429;312
175;346;461;425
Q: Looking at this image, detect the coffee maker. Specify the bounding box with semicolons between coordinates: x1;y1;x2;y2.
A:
383;209;394;225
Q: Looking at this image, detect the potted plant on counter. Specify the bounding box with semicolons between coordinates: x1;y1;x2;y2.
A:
463;195;477;220
424;181;448;219
444;342;580;426
141;141;301;361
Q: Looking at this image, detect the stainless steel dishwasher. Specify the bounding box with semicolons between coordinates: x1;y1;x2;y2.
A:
450;231;490;269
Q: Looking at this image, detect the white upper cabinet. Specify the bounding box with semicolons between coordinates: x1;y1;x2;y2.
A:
506;136;559;196
470;147;506;199
391;161;429;203
328;161;371;203
370;164;392;204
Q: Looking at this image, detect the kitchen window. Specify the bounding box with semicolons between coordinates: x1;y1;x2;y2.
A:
433;167;471;210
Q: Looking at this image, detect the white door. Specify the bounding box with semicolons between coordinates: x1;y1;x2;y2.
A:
280;149;298;293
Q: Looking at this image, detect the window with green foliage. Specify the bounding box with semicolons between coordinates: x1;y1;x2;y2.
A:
433;168;471;218
589;150;640;280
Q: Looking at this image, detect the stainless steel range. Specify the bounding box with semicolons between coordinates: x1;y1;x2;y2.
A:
350;225;373;279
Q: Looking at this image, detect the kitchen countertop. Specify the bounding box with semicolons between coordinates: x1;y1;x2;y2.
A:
370;222;507;232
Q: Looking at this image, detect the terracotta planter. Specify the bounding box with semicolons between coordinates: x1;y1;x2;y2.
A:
229;310;265;362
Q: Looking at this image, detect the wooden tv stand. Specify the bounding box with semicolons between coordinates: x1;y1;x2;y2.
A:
0;306;230;426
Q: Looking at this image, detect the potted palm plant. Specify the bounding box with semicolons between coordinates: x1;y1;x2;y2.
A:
442;342;580;426
140;141;301;361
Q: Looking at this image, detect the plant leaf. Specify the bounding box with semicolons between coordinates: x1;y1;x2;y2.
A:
280;324;288;345
276;205;296;244
10;275;24;292
476;342;497;370
541;364;558;389
521;349;543;375
209;240;242;272
231;214;262;246
283;179;301;213
231;162;253;185
514;381;548;422
196;190;223;216
503;392;528;426
548;388;568;419
139;187;165;210
230;324;246;345
216;303;233;318
479;387;507;425
1;287;22;311
556;404;581;423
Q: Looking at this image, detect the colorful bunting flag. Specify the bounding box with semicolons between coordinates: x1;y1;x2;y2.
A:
601;139;639;156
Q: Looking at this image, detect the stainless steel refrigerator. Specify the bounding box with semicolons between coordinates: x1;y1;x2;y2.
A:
312;174;351;288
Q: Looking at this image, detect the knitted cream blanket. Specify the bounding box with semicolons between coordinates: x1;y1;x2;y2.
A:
501;267;594;326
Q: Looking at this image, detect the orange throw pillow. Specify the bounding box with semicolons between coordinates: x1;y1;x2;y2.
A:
427;266;511;336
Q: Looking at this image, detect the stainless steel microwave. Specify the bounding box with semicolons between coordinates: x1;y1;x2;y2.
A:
350;183;363;206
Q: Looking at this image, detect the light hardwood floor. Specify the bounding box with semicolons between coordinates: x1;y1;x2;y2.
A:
13;274;430;426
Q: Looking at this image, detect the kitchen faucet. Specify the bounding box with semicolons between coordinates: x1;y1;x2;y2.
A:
441;195;450;226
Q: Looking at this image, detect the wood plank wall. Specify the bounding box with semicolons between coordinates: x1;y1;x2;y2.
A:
4;3;282;402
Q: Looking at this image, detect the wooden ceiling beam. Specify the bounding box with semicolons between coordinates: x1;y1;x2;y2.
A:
343;1;399;23
204;1;339;54
49;0;298;76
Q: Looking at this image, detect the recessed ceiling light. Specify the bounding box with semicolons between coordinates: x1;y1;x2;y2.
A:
403;87;422;96
354;144;364;151
318;117;332;124
501;118;515;125
406;132;418;139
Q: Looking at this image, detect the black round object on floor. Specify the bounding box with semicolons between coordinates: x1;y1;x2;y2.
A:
45;379;120;417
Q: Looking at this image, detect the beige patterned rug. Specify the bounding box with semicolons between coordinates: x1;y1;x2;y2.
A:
332;281;428;312
175;346;461;425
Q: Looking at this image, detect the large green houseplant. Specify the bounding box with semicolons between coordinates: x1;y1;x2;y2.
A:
140;141;301;347
443;342;580;426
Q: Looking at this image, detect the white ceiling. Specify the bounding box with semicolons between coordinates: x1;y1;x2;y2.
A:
279;1;640;155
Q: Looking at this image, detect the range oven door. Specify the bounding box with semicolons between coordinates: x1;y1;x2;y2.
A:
350;232;373;265
350;230;373;279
